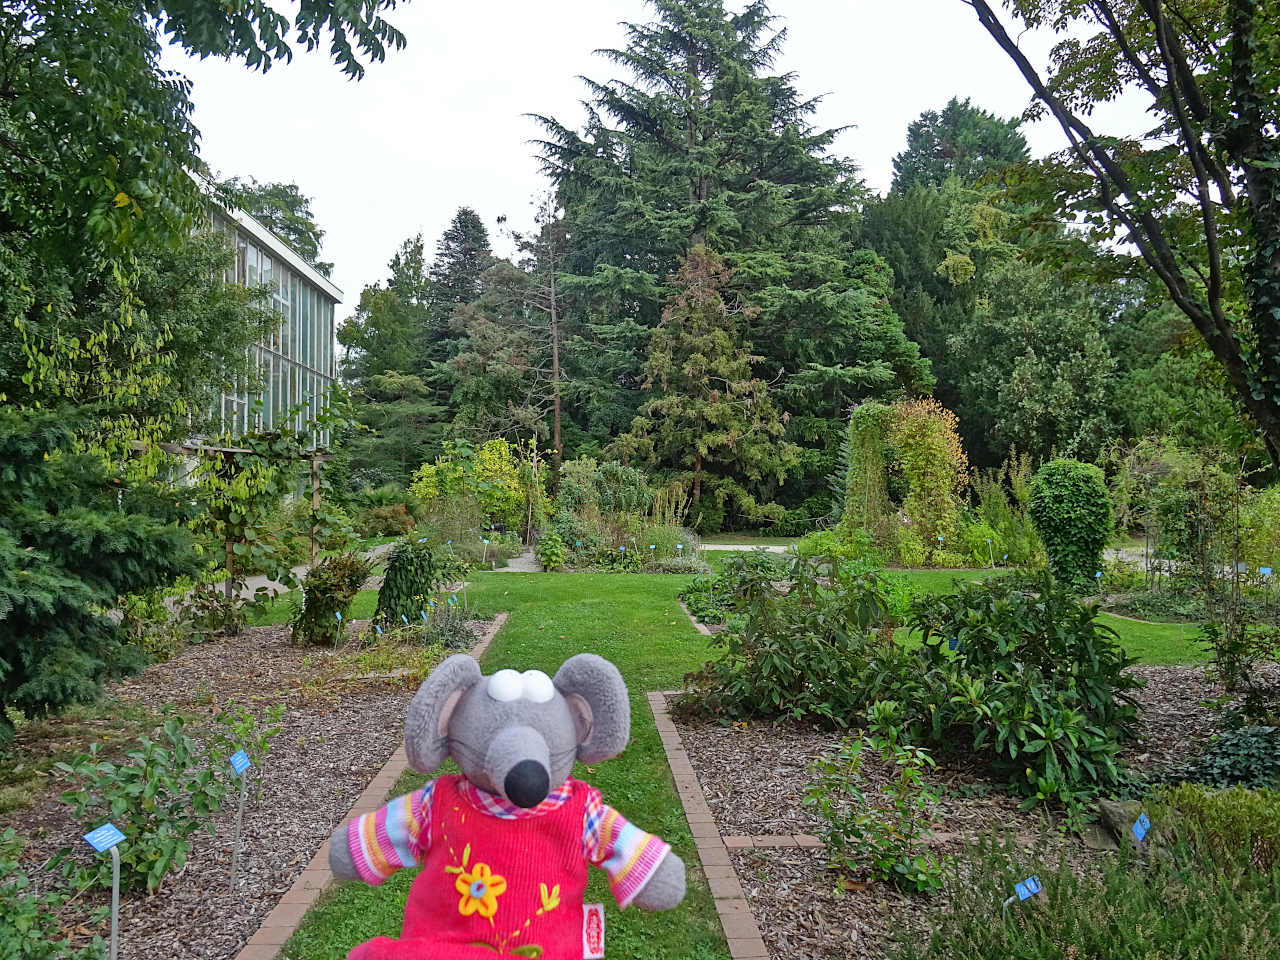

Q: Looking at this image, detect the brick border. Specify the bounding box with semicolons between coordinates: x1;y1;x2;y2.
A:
233;611;508;960
646;691;771;959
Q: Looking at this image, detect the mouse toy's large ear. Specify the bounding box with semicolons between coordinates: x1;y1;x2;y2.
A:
405;654;483;773
553;654;630;763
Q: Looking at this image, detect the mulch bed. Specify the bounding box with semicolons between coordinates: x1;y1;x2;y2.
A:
675;662;1274;959
6;619;495;960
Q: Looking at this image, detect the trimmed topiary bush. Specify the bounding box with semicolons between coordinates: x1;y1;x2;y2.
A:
1029;458;1111;587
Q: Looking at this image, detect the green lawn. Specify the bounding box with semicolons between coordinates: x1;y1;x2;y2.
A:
281;572;732;960
1098;613;1205;665
701;533;798;546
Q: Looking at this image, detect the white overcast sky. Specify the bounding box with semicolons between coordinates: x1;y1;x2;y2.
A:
164;1;1149;321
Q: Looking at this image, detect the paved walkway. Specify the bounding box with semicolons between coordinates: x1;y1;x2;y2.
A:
203;541;397;604
494;548;541;572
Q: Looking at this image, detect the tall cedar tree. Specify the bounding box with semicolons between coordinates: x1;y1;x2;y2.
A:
536;0;929;503
890;97;1029;194
611;247;798;527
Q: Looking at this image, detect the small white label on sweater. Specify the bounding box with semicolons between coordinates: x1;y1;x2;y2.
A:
583;902;605;958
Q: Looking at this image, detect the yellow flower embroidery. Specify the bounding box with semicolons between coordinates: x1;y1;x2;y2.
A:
456;862;507;924
538;882;561;915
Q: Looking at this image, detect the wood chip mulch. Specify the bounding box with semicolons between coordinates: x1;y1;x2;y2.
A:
675;662;1273;959
5;620;494;960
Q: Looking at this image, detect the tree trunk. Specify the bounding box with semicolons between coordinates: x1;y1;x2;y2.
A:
550;263;563;460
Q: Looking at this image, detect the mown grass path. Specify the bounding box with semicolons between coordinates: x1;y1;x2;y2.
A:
282;572;732;960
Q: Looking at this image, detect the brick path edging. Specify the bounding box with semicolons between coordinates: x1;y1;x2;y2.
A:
646;691;771;960
233;612;508;960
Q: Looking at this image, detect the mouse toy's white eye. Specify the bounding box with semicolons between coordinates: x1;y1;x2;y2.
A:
487;669;523;702
521;669;555;703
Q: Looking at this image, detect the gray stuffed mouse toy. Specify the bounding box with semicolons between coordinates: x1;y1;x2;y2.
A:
328;652;686;960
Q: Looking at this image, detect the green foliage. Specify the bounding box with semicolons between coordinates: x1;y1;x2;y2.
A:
1155;783;1280;871
375;540;466;627
208;700;284;772
909;577;1140;807
535;530;568;571
890;398;968;561
1167;726;1280;790
292;553;372;646
1028;459;1112;587
355;503;417;538
796;525;879;566
410;439;527;531
611;247;798;528
0;408;199;738
677;550;787;626
890;97;1029;193
675;554;895;728
804;701;943;893
890;832;1280;960
971;450;1043;567
57;717;227;893
217;177;333;275
0;828;107;960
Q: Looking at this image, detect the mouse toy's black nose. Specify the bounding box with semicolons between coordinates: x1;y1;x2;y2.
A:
504;759;550;808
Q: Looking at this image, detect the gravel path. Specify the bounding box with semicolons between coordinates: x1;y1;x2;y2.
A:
701;543;790;553
495;548;542;572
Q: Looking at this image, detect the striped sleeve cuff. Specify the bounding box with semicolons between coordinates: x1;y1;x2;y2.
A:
347;782;433;886
592;804;673;909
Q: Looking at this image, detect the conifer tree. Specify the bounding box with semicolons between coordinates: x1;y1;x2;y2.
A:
611;247;797;530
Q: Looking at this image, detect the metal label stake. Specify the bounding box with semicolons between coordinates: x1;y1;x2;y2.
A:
1002;874;1042;922
84;823;125;960
229;750;252;892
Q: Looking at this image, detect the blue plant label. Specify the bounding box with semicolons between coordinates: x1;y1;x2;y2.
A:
1262;567;1273;576
1237;562;1248;573
447;540;452;546
447;596;455;606
1096;571;1102;579
677;543;683;549
619;546;625;552
428;598;436;608
937;535;944;542
375;624;383;635
483;538;490;544
418;537;428;542
649;544;655;550
451;594;458;603
230;750;251;776
335;611;342;621
948;637;960;652
84;823;125;852
986;538;992;544
1132;813;1150;843
1003;554;1009;561
1015;875;1042;901
421;609;429;620
575;540;581;547
401;614;410;625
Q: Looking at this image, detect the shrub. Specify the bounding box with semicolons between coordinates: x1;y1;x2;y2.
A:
910;576;1140;806
1155;783;1280;870
891;832;1280;960
57;717;227;893
0;408;201;739
411;438;528;531
375;539;466;626
1167;725;1280;789
797;524;879;565
291;553;372;646
897;528;925;567
958;518;1001;566
1028;458;1112;587
536;530;568;571
677;551;788;626
805;700;943;892
674;554;896;727
1;828;106;960
355;503;416;538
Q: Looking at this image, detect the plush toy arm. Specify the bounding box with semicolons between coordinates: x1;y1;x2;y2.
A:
328;821;362;881
630;849;686;911
328;782;436;886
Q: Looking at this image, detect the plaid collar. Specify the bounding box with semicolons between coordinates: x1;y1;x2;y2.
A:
457;777;574;819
